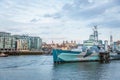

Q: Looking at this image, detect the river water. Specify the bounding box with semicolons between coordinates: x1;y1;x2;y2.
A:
0;55;120;80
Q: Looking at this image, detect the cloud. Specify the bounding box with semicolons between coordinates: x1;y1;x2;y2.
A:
45;0;119;21
0;0;120;43
102;20;120;28
87;5;120;28
61;0;115;20
30;18;40;23
44;13;62;19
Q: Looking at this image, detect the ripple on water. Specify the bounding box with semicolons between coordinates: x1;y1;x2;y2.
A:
0;56;120;80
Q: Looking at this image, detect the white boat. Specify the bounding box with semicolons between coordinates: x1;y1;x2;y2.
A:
0;52;8;57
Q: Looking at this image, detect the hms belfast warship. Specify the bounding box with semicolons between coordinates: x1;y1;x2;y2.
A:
52;26;120;63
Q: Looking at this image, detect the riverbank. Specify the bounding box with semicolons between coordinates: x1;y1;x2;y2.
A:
0;51;44;55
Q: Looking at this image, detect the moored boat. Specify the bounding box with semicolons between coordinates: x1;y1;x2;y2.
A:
0;52;8;57
52;49;99;63
52;49;120;63
52;26;120;63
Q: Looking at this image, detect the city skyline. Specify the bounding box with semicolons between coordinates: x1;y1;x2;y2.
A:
0;0;120;43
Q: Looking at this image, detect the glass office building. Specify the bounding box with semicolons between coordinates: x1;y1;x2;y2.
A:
0;32;42;51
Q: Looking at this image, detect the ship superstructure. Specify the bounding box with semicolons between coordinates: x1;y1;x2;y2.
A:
83;26;102;49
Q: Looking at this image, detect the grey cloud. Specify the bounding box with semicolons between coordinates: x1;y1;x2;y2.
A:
73;0;90;6
102;20;120;28
113;0;120;5
53;13;62;19
30;18;40;23
88;19;120;29
52;0;119;20
44;13;62;19
44;14;52;17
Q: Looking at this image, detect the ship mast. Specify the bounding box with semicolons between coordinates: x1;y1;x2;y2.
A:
93;26;98;45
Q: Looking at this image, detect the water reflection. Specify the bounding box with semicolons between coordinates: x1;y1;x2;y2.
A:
52;62;102;80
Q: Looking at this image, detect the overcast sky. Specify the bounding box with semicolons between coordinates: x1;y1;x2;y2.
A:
0;0;120;43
